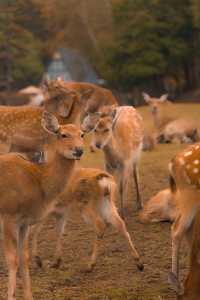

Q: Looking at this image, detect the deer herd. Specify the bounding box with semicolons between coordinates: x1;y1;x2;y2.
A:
0;80;199;299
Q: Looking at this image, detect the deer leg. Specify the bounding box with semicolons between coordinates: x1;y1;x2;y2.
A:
133;163;142;210
32;222;44;268
169;214;191;293
18;225;33;300
2;220;19;300
51;213;66;268
83;212;106;272
109;206;144;271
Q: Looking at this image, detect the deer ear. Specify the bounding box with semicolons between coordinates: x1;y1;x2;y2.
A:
111;107;117;119
142;92;151;103
159;94;168;102
58;91;78;118
41;111;60;135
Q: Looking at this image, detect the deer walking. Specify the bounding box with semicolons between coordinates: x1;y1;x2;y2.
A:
32;168;144;272
89;106;144;215
0;111;84;300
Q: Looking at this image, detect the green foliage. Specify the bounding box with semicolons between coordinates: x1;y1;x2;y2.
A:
102;0;200;91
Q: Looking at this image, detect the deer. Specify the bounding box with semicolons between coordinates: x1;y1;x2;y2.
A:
167;142;200;294
65;81;118;114
0;111;84;300
139;188;177;223
143;93;199;144
31;167;144;273
177;210;200;300
0;79;89;159
88;106;144;216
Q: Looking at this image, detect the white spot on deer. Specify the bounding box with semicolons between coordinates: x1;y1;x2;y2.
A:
184;151;193;157
193;168;199;174
195;145;200;150
193;160;199;165
186;164;191;170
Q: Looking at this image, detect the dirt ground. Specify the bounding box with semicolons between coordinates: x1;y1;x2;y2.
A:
0;103;198;300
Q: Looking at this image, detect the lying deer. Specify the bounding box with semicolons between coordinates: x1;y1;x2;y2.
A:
178;210;200;300
89;106;144;214
0;111;84;300
139;188;176;223
168;142;200;293
143;93;199;144
32;168;144;272
0;80;87;158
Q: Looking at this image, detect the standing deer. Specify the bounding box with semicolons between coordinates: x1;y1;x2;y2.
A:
168;142;200;293
90;106;144;215
0;80;86;158
143;93;200;144
32;168;144;272
0;111;84;300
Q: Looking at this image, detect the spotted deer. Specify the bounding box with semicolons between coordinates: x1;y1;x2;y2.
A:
89;106;144;215
143;93;199;144
168;142;200;292
0;111;84;300
32;168;144;273
0;80;87;159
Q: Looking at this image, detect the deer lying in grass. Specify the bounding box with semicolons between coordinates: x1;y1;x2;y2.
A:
139;188;176;223
0;80;86;158
32;168;144;273
178;211;200;300
143;93;199;144
0;111;84;300
168;142;200;293
88;106;144;215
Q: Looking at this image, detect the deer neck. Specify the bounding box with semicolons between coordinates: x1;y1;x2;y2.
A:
103;135;122;169
41;148;76;200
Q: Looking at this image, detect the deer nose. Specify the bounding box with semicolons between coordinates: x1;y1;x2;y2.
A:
95;143;101;149
74;147;84;158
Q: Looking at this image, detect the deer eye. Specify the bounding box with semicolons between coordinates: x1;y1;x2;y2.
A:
61;133;70;138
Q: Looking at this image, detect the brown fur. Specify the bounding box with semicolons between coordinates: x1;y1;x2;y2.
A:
139;188;177;223
65;81;118;113
179;211;200;300
0;80;82;156
168;143;200;291
143;93;200;144
32;168;144;272
91;106;144;213
0;112;84;300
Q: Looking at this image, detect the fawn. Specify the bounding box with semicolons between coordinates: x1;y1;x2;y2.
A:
32;168;144;273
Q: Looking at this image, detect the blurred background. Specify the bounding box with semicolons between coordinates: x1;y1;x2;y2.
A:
1;0;200;104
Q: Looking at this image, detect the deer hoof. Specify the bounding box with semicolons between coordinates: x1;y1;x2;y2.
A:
51;258;62;269
35;256;43;268
136;261;144;272
168;272;181;294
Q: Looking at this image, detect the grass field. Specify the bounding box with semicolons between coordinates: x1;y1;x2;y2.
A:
0;103;199;300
